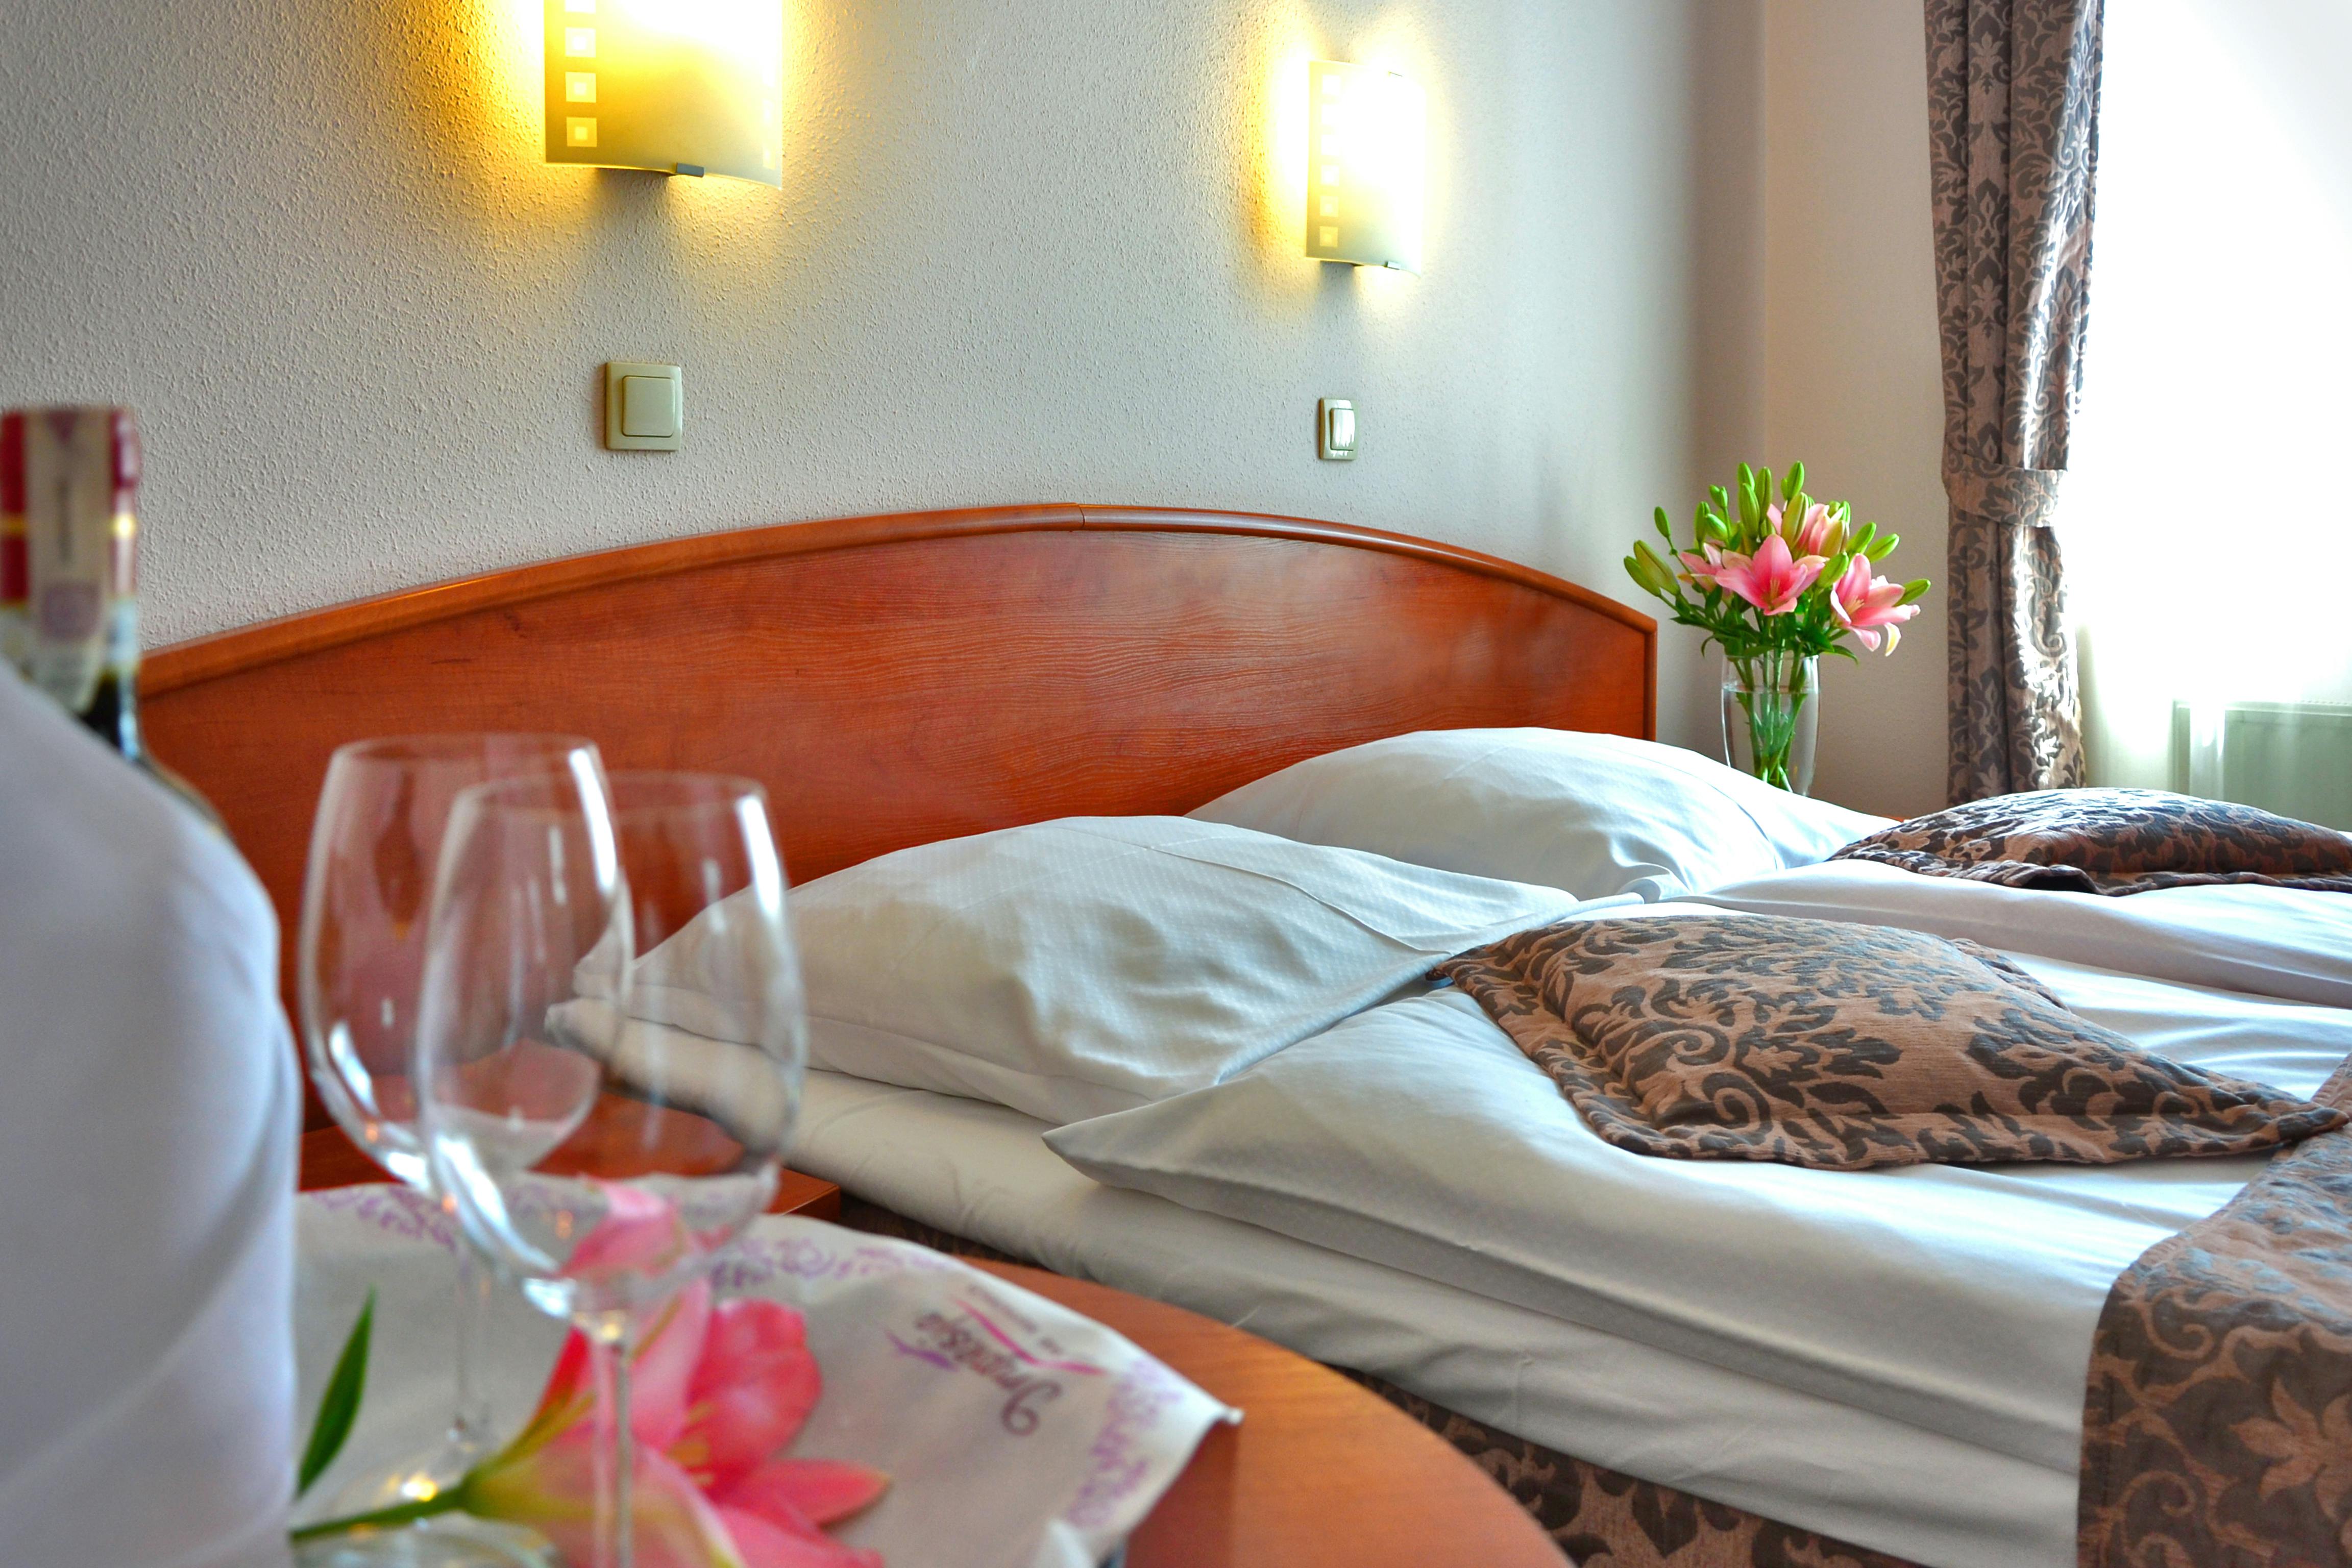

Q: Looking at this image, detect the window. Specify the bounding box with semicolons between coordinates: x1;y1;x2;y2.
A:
2067;0;2352;824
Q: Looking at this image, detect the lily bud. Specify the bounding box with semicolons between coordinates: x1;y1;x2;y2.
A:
1654;505;1674;542
1866;532;1899;561
1627;540;1677;597
1899;578;1931;605
1782;460;1806;504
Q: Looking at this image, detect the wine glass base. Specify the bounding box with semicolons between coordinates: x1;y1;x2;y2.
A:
293;1515;552;1568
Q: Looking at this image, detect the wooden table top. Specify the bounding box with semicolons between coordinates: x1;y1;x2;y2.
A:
971;1261;1566;1568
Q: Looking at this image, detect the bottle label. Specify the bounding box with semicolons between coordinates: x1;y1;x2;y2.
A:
15;409;138;716
1;412;25;677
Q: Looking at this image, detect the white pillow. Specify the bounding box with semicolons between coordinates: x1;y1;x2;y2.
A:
1190;728;1889;900
629;816;1582;1126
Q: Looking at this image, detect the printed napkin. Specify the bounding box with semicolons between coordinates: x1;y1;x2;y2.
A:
296;1191;1238;1568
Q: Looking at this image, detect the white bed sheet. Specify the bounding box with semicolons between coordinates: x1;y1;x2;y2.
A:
1690;859;2352;1009
791;1070;2078;1568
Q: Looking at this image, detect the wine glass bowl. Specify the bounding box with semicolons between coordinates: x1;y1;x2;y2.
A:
424;771;803;1319
302;734;607;1187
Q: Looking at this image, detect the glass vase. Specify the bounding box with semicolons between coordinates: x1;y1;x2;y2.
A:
1721;651;1819;794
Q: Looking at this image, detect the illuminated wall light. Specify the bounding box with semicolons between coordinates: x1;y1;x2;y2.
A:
543;0;785;187
1303;60;1425;274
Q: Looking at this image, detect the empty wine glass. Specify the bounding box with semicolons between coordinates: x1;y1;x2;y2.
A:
298;733;606;1565
416;772;804;1568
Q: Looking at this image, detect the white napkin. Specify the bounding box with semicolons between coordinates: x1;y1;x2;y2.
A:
298;1192;1239;1568
0;670;300;1568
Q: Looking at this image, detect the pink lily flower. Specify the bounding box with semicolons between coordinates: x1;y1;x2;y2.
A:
1830;554;1919;653
468;1277;890;1567
1710;534;1825;617
1769;501;1842;558
1677;542;1730;587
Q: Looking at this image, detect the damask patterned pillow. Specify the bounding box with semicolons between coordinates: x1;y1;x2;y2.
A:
1436;914;2344;1170
1829;788;2352;895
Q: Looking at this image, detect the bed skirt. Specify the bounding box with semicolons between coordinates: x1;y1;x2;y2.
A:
836;1195;1923;1568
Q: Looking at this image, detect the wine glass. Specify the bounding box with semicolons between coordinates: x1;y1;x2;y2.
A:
298;733;606;1565
416;772;804;1567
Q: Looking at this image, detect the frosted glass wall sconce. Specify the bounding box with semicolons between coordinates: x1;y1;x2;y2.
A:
1304;60;1425;274
545;0;783;186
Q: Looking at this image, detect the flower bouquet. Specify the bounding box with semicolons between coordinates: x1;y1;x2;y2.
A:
1623;461;1928;793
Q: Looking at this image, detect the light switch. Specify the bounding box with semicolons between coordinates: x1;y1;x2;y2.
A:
604;362;682;451
620;376;677;438
1318;397;1357;461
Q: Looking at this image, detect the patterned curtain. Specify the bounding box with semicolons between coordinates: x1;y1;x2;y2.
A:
1925;0;2105;803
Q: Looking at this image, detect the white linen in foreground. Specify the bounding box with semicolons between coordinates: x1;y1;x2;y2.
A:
791;1071;2079;1568
642;815;1580;1126
0;673;298;1568
1046;955;2352;1479
1190;728;1890;900
1689;858;2352;1008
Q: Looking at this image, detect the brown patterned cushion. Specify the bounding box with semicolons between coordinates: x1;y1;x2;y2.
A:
1830;788;2352;895
1436;914;2345;1170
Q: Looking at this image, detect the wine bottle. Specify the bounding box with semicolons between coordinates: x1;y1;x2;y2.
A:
3;406;217;822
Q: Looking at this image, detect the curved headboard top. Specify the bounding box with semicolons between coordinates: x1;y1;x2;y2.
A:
148;502;1654;923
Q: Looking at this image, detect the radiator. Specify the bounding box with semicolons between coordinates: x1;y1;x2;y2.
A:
2170;701;2352;830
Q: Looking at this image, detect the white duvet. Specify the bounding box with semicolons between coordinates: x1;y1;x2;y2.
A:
1046;868;2352;1502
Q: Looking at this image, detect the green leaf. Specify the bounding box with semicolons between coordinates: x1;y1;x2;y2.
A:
298;1289;375;1500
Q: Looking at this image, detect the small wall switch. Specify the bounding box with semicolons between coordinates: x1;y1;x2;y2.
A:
1318;398;1357;461
605;362;682;451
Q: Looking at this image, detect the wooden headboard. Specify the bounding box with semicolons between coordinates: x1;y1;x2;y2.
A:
149;500;1653;979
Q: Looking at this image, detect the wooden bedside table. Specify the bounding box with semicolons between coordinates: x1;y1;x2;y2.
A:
971;1260;1567;1568
296;1115;843;1220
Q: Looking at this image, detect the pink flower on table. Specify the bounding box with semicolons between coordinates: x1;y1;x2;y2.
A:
469;1278;890;1567
1830;555;1919;653
1769;501;1843;558
1710;534;1826;617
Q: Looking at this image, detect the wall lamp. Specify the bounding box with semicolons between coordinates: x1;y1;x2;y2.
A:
544;0;783;186
1304;60;1425;274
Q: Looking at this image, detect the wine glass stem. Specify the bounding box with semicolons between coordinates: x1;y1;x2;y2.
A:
589;1320;638;1568
449;1244;495;1451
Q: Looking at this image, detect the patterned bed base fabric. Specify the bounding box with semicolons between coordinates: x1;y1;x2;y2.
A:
836;1197;1924;1568
2079;1055;2352;1565
1831;788;2352;895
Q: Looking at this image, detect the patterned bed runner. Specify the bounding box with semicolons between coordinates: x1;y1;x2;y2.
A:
1831;788;2352;895
2079;1057;2352;1564
837;1197;1923;1568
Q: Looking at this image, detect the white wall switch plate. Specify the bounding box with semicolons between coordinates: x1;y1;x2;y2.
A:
1318;398;1357;461
604;362;682;451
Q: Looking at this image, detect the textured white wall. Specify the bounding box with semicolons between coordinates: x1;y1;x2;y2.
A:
0;0;1759;755
1762;0;1948;817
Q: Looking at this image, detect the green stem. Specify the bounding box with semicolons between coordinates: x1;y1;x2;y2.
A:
288;1485;471;1544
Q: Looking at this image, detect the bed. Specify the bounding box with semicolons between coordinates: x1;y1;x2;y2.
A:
146;505;2352;1568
